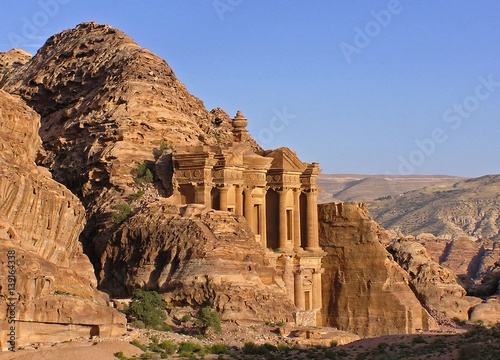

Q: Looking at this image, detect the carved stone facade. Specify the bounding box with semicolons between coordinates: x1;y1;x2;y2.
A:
173;111;326;325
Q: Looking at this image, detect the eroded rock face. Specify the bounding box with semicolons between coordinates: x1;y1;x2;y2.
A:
102;202;296;323
0;23;263;297
0;90;125;350
318;202;438;337
415;235;500;297
0;49;31;83
387;239;482;321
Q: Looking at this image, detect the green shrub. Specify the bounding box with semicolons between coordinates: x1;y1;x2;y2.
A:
130;320;145;329
154;323;172;332
196;307;222;334
149;342;163;353
136;162;153;183
243;342;270;355
129;190;145;201
181;314;192;322
179;341;203;354
130;339;148;352
412;335;427;344
126;289;166;328
206;344;228;354
159;340;177;355
114;352;129;360
111;203;131;224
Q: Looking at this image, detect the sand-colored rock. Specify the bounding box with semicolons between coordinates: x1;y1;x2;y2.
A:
415;235;500;297
469;296;500;326
319;202;437;337
100;201;296;323
0;90;125;350
388;238;482;321
0;50;31;83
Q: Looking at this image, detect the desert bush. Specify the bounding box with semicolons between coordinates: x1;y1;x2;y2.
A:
159;340;177;355
458;343;482;360
129;190;145;201
111;203;131;224
126;289;166;328
412;335;427;344
130;320;145;329
205;344;228;354
136;162;153;183
130;339;148;352
243;342;270;355
196;307;222;334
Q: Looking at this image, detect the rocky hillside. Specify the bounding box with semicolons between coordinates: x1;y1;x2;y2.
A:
0;22;290;325
368;175;500;241
318;174;463;203
0;89;125;350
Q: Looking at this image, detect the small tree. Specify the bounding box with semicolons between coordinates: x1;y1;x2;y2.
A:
135;162;153;183
126;289;166;328
196;307;222;334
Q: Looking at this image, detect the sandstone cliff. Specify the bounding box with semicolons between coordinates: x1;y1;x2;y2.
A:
318;202;438;337
387;239;482;321
0;23;290;325
0;90;125;350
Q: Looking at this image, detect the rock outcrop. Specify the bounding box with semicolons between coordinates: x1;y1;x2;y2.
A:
0;23;294;326
0;89;125;350
387;239;482;321
0;49;31;83
102;202;296;323
415;234;500;297
318;202;438;337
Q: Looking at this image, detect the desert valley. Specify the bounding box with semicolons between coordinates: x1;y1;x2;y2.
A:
0;22;499;360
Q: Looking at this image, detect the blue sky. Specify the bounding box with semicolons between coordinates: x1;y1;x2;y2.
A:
1;1;500;177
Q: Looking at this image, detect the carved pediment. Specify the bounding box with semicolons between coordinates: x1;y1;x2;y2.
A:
264;147;307;173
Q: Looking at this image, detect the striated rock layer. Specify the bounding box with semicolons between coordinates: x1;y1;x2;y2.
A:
387;239;482;321
0;90;125;350
318;202;438;337
0;23;294;326
103;202;296;323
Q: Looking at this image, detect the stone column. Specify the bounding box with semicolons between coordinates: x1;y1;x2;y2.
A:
306;190;320;250
260;190;268;247
312;269;322;310
219;187;228;211
278;189;288;250
294;269;305;310
243;188;254;233
284;256;295;303
293;189;301;251
195;185;211;207
235;186;243;216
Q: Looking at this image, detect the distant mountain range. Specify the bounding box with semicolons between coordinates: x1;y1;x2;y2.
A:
368;175;500;241
317;174;464;203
